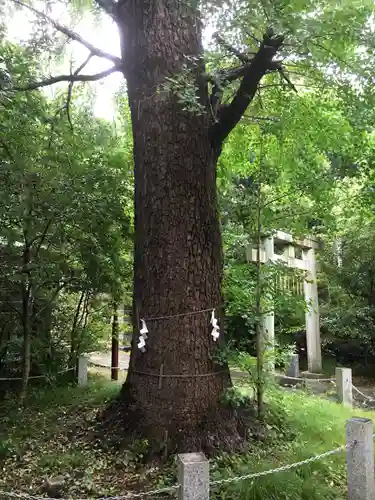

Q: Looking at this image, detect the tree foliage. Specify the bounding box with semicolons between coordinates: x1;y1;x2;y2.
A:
0;41;133;393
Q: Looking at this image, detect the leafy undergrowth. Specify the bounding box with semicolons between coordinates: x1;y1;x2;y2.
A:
0;374;158;498
1;376;374;500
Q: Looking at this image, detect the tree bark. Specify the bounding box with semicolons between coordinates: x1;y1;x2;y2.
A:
108;1;236;453
99;1;283;455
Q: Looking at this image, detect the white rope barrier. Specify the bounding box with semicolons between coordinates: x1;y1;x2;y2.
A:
88;362;127;371
274;373;334;383
352;384;375;402
143;306;223;322
210;443;348;486
0;368;75;382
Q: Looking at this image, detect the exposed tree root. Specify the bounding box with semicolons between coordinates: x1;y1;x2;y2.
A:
96;389;267;460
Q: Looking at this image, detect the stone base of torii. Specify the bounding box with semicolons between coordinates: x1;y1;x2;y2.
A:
246;230;322;374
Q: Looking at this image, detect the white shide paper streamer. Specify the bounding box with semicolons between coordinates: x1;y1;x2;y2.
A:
138;319;148;351
211;309;220;341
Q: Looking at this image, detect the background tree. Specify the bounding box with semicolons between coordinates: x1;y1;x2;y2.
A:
219;84;375;376
0;41;133;399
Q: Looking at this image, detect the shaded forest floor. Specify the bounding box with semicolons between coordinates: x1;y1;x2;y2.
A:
1;370;375;500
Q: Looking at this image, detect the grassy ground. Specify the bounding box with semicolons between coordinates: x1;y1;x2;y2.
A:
0;370;374;500
210;386;364;500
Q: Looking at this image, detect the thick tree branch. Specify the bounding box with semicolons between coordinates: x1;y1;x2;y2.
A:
9;0;122;66
214;33;253;63
11;66;121;91
206;63;253;121
210;29;284;147
219;63;253;83
95;0;117;18
204;63;254;87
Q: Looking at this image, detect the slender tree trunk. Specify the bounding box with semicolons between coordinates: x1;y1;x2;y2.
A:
255;182;264;417
0;322;11;373
70;290;85;363
111;302;119;381
20;292;31;403
111;1;236;453
82;293;90;331
19;245;31;404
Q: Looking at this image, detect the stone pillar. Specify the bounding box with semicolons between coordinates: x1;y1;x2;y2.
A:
178;453;209;500
284;244;295;265
346;417;375;500
286;353;300;379
303;248;322;373
285;245;295;295
336;367;352;407
261;235;275;370
77;356;88;387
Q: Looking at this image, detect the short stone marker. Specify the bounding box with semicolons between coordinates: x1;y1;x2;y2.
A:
336;367;352;407
286;353;300;379
346;417;375;500
178;452;209;500
77;356;88;387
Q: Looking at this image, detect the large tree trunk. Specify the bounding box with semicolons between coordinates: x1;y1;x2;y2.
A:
109;1;240;454
101;0;283;456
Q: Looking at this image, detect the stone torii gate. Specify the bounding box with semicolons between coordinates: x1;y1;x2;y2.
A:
246;230;322;373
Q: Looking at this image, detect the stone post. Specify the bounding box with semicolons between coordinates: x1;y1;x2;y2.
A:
303;247;322;373
286;353;300;379
346;417;375;500
178;453;209;500
336;367;352;407
261;235;275;371
77;356;88;387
